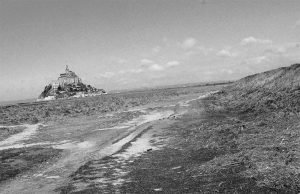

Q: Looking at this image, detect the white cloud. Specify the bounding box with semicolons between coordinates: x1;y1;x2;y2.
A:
182;38;197;49
141;59;154;65
128;69;143;73
182;46;214;59
264;46;286;54
116;58;126;64
99;68;143;79
220;69;234;74
118;68;143;74
295;19;300;27
240;36;272;45
152;46;161;53
149;64;164;71
99;72;115;78
140;59;164;71
247;56;269;65
197;46;215;56
216;49;238;57
166;61;180;67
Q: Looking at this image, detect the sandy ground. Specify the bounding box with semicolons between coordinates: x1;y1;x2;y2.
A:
0;92;208;194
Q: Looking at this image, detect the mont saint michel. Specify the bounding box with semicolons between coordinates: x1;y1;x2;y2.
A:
1;1;300;193
38;66;106;101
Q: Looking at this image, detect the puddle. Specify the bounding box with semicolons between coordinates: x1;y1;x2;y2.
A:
45;176;60;179
197;90;219;99
114;132;156;160
0;125;21;128
0;142;54;151
178;91;219;107
54;140;95;150
96;110;173;132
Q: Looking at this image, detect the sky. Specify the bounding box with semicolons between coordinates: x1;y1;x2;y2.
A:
0;0;300;101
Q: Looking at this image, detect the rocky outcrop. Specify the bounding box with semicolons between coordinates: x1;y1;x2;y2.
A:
39;84;53;99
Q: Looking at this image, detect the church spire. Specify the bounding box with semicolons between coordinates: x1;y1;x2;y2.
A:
65;65;69;73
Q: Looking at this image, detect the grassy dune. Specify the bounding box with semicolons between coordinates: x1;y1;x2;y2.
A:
117;64;300;193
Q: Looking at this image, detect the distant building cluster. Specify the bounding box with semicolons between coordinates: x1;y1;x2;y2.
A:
52;65;82;91
38;66;106;101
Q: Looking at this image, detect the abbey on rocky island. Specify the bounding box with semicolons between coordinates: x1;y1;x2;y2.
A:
51;65;82;91
38;66;106;101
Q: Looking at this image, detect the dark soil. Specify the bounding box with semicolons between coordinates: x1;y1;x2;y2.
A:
0;126;24;141
0;147;62;183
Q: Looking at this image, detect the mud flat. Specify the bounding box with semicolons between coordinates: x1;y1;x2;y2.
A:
0;109;175;194
55;92;216;193
0;84;228;193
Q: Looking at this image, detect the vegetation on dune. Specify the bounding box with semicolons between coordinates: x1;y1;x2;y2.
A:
204;63;300;192
218;63;300;116
118;64;300;193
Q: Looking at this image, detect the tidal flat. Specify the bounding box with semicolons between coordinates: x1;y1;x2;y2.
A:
0;77;299;193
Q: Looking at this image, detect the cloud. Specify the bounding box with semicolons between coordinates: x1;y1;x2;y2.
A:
149;64;164;71
246;56;269;65
253;56;268;64
166;61;180;67
99;72;115;78
99;68;143;79
140;59;164;71
295;19;300;27
118;68;143;74
220;69;234;74
216;49;238;57
116;59;126;64
182;46;215;59
141;59;154;65
240;36;272;45
152;46;161;53
128;69;143;73
181;38;197;49
197;46;215;56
